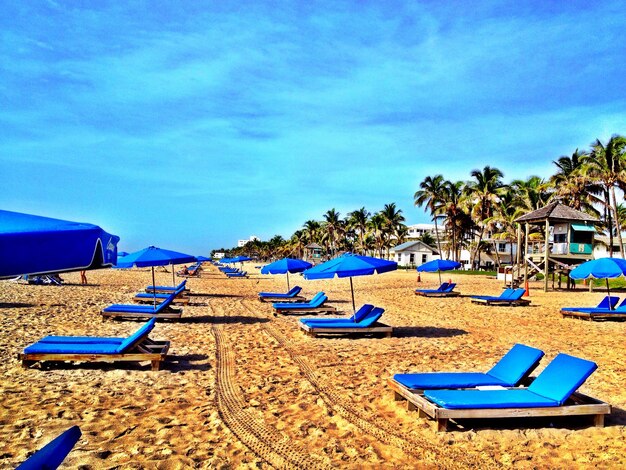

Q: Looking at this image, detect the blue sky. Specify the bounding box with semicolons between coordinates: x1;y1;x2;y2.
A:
1;1;625;254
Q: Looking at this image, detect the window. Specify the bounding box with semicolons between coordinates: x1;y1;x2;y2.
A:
498;243;506;252
397;254;401;262
422;254;427;263
409;254;415;264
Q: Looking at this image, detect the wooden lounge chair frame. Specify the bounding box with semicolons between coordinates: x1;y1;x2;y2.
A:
273;306;338;316
18;338;170;372
145;286;190;294
300;322;393;337
101;307;183;320
259;295;306;303
561;310;626;321
388;378;610;432
471;297;530;306
415;291;461;298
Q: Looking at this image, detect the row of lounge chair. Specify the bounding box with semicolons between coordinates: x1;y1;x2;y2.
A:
101;280;189;320
416;284;531;306
389;344;610;431
219;266;248;278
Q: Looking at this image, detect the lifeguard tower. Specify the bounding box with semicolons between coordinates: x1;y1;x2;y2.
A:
304;243;324;264
513;202;598;292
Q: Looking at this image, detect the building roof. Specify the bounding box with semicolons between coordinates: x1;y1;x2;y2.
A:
514;202;598;224
391;240;439;254
305;243;323;249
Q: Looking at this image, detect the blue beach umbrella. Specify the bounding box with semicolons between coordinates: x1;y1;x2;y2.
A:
116;246;196;304
303;253;397;312
570;257;626;308
0;210;119;278
196;256;212;262
417;259;461;284
261;258;312;289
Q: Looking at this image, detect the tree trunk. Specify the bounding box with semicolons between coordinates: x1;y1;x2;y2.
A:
492;240;501;268
606;190;614;257
471;227;485;268
611;186;625;258
434;216;442;258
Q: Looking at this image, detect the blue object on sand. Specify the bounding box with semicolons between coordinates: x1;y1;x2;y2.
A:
273;292;327;310
103;292;178;314
301;304;374;325
259;286;303;299
424;353;597;409
300;307;384;328
394;344;544;390
561;295;621;313
17;425;82;470
0;210;119;278
24;319;156;355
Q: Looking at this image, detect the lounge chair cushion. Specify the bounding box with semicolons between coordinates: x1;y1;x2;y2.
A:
425;389;558;409
486;344;544;385
259;286;302;298
116;318;156;353
146;280;187;291
394;372;511;389
393;343;544;390
527;353;597;405
274;292;326;309
300;307;384;328
24;342;120;355
300;304;373;325
39;336;123;344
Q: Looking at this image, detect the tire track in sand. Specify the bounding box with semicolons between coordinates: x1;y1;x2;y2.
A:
211;300;330;469
240;299;495;469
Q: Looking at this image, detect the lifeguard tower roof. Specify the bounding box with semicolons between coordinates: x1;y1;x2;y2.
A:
515;201;598;224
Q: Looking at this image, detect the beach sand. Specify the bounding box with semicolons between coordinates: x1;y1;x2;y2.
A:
1;265;625;468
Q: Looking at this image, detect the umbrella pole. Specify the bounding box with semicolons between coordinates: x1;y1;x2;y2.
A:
607;278;612;310
438;270;442;285
286;272;290;290
171;262;175;286
350;276;355;313
152;266;157;308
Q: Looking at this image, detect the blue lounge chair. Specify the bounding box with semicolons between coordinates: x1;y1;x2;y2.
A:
102;291;182;320
391;344;544;391
301;304;374;325
226;271;248;278
134;282;189;304
17;426;81;470
561;298;626;321
273;292;337;315
299;306;392;337
396;353;610;431
415;282;460;297
258;286;305;302
19;319;169;371
470;288;529;306
145;279;188;294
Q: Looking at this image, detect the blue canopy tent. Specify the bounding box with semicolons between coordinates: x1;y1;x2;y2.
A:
116;246;196;305
261;258;312;289
570;258;626;309
303;253;397;312
417;259;461;285
0;210;119;279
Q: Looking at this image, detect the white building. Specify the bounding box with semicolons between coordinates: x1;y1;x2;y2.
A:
406;223;440;239
237;235;260;248
390;241;440;267
593;235;625;259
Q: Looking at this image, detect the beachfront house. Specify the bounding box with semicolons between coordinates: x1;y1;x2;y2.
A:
390;241;440;267
593;235;626;259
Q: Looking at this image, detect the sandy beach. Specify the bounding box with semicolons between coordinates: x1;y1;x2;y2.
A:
1;264;626;468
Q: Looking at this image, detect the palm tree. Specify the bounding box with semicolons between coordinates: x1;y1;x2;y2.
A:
368;213;387;258
510;176;553;212
302;220;321;245
323;209;342;256
290;230;307;259
379;203;406;258
583;135;626;258
414;175;446;257
347;207;370;254
464;166;505;268
440;180;467;261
